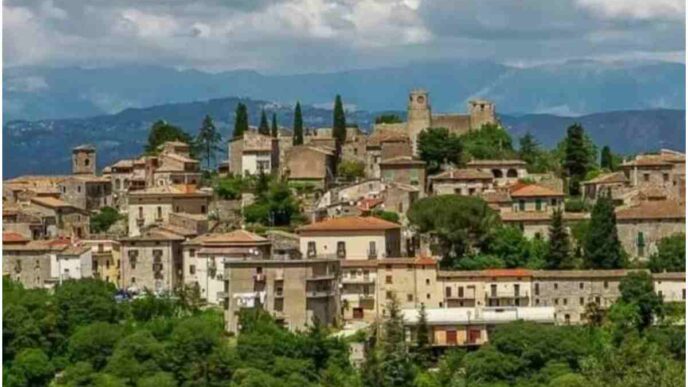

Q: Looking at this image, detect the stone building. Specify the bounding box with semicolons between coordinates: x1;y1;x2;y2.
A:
58;175;112;211
127;184;211;237
373;90;497;154
72;144;96;175
430;168;494;196
582;172;628;202
153;141;202;187
364;132;410;178
508;183;564;213
297;216;402;260
3;175;65;204
531;270;629;324
28;197;91;238
229;131;279;176
501;211;589;240
340;260;378;322
379;156;426;191
283;145;335;190
224;252;340;333
466;160;528;187
653;272;686;303
437;270;486;308
183;230;272;305
376;257;440;317
120;228;186;294
82;238;121;286
2;205;45;240
615;200;685;261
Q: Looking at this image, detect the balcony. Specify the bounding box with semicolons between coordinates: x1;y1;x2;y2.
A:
307;274;337;281
253;273;266;282
307;290;336;298
341;276;375;284
136;217;145;226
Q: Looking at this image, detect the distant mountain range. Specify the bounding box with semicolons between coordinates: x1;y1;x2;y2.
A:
3;96;684;178
4;59;684;122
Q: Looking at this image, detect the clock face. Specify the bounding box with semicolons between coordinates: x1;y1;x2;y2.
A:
417;95;425;104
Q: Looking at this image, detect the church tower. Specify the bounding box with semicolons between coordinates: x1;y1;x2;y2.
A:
72;144;96;175
407;89;432;155
468;99;496;130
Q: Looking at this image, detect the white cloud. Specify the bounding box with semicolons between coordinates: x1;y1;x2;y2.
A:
576;0;684;21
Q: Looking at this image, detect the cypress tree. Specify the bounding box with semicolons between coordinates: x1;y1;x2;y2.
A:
194;115;222;170
545;208;573;269
271;113;278;138
563;123;589;196
380;296;415;387
233;103;249;138
258;110;270;136
414;303;431;367
293;102;304;145
584;195;625;269
333;94;347;149
600;145;613;170
519;132;539;169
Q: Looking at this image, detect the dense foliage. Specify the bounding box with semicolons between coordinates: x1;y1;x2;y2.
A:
337;159;366;181
583;196;625;269
648;233;685;273
243;175;302;227
90;206;123;234
233;103;249;138
293;102;304;145
461;123;517;161
195;115;223;169
144;120;193;155
259;110;270;136
375;114;403;124
417;127;463;174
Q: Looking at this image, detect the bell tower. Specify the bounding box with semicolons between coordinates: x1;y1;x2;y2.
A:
407;89;432;155
72;144;96;175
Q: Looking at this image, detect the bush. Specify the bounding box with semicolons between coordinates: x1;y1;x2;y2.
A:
371;210;400;224
90;207;122;234
565;198;589;213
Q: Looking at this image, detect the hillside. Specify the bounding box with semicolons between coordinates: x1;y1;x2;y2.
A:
3;96;684;178
4;60;684;122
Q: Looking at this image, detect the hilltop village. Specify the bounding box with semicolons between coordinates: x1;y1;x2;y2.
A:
3;91;686;384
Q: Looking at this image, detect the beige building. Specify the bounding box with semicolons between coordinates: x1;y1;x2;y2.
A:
379;156;427;191
430;168;494;196
224;254;340;333
283;145;335;190
340;260;379;322
58;175;112;211
364;132;410;178
127;184;211;237
183;230;272;305
582;172;628;202
229;131;279;176
297;216;402;260
72;145;97;175
615;200;685;261
82;239;121;286
501;211;589;240
376;257;440;317
120;228;185;294
466;159;527;187
28;197;91;238
532;270;628;324
509;183;564;213
653;272;686;303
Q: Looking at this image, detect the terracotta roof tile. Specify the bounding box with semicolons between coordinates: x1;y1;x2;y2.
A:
532;269;632;279
467;159;527;167
431;168;494;181
616;200;685;220
200;230;269;245
483;268;532;278
501;211;589;222
3;232;28;243
510;183;564;198
30;196;73;208
583;172;628;185
297;216;401;233
480;191;511;203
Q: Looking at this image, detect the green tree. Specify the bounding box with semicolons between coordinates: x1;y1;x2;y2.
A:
371;210;400;224
545;209;573;269
519;132;540;170
417;127;463;174
617;271;664;331
337;159;365;181
68;322;123;370
195;115;223;169
563;124;590;196
215;175;249;200
484;226;532;268
380;296;415;387
414;304;431;367
258;110;270;136
408;195;499;268
461;123;516;161
293;102;304;145
375;114;403;124
6;348;54;387
648;233;685;273
244;180;300;227
254;170;270;201
145;120;193;155
271;113;278;138
233;103;249;139
583;196;625;269
54;279;120;335
333;95;347;150
105;331;164;383
90;207;122;234
600;146;614;171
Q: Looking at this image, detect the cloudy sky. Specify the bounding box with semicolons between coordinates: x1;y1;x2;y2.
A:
4;0;685;73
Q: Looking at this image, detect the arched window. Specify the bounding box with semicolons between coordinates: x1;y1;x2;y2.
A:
492;169;503;178
507;169;518;178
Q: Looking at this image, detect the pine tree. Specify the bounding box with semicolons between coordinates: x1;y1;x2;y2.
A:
271;113;278;138
519;132;539;168
414;303;431;367
332;94;347;150
233;103;249;138
254;169;270;200
563;123;590;196
545;208;573;269
258;110;270;136
293;102;304;145
600;145;614;170
584;195;625;269
379;296;415;387
194;115;223;170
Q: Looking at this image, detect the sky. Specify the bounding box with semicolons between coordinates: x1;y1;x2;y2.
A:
3;0;686;73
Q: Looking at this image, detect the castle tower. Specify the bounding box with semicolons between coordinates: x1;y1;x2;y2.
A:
407;89;432;155
468;99;496;130
72;144;96;175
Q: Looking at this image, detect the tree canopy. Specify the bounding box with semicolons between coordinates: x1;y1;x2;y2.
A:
144;120;193;155
648;233;685;273
293;102;304;146
417;127;463;174
195;115;223;169
460;123;516;161
583;196;625;269
233;103;249;139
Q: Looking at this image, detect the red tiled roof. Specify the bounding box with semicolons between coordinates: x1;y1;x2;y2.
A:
483;268;532;278
510;183;564;198
616;200;685;220
297;216;401;233
201;230;270;245
3;232;28;244
358;198;384;211
30;196;73;208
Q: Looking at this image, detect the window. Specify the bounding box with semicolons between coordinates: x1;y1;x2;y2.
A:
336;241;346;258
636;232;645;257
643;173;650;182
579;282;584;289
563;298;568;305
663;173;669;182
386;291;393;300
490;284;497;297
190;265;196;275
446;287;452;297
535;199;542;211
368;241;377;258
458;287;464;298
580;297;584;305
604;281;608;289
201;205;207;214
157;206;162;219
564;314;570;324
189;249;195;257
131;277;136;284
425;278;430;285
386;275;392;284
407;294;413;302
426;293;430;299
551;198;557;207
77;186;81;193
307;241;316;258
518;200;525;211
554;283;558;290
534;283;539;295
595;296;601;304
514;284;520;297
138;207;143;219
554;298;559;305
535;299;540;305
